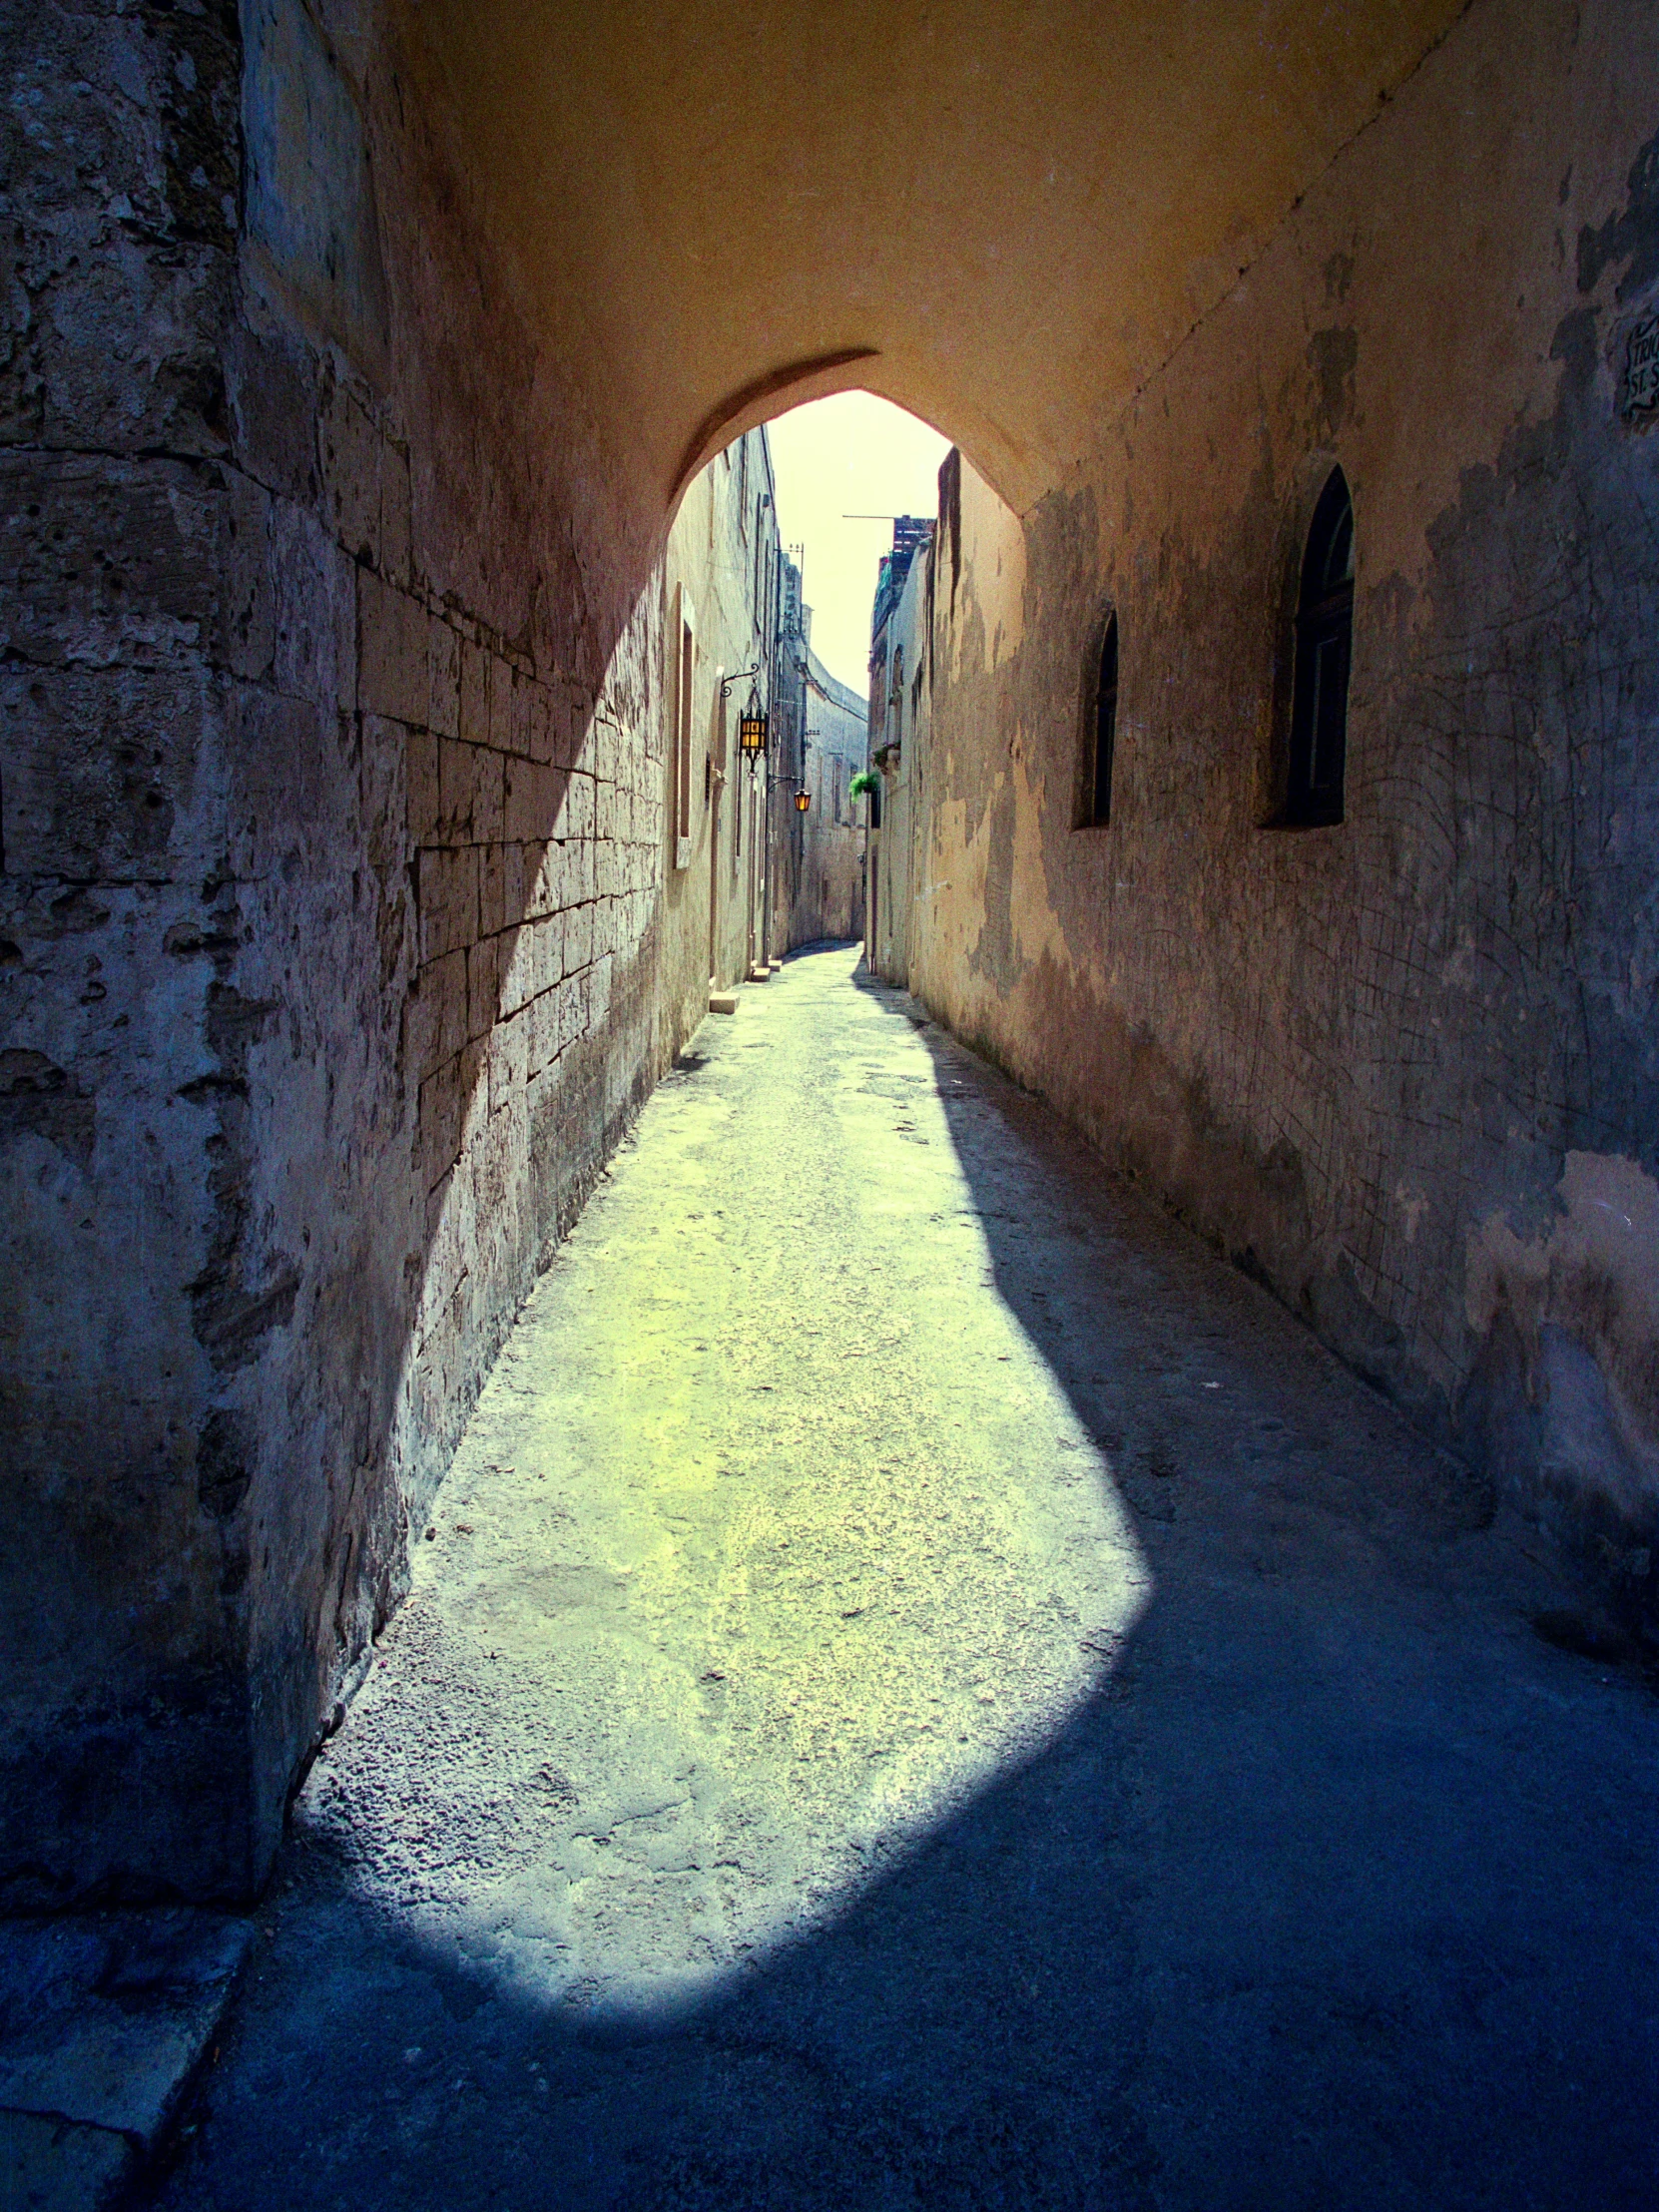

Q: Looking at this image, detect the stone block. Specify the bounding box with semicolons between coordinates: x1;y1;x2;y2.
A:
405;729;442;844
2;666;222;884
472;749;506;844
493;923;530;1021
417;846;478;964
501;839;530;923
504;760;567;844
490;1008;529;1114
565;771;596;841
1;2110;131;2212
380;439;412;591
0;455;271;681
501;669;533;760
357;568;427;727
708;991;739;1013
532;839;569;915
427;617;460;741
0;1909;256;2208
407;949;465;1079
437;740;476;845
318;377;381;568
551;684;581;774
272;498;355;711
563;902;594;977
527;986;558;1078
15;214;234;461
467;933;502;1041
593;896;616;960
418;1053;463;1193
360;716;410;885
524;680;556;765
478;841;508;940
534;911;567;995
226;323;322;507
459;638;490;746
227;686;345;880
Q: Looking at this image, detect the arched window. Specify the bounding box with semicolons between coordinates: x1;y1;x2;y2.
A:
1285;467;1354;826
1089;612;1118;827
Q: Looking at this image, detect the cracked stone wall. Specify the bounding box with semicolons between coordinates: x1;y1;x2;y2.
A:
905;0;1659;1626
0;0;760;1903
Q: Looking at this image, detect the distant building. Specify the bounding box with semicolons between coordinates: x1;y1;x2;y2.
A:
869;516;932;645
863;515;935;984
770;553;867;950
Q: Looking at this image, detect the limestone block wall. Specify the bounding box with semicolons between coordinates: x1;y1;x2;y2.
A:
906;0;1659;1623
0;0;757;1903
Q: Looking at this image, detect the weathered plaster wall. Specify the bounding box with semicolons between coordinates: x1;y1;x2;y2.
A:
908;0;1659;1623
0;0;768;1903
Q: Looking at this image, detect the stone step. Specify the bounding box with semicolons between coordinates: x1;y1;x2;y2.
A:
0;1910;257;2210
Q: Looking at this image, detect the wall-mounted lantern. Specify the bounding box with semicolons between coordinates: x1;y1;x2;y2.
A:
740;713;769;755
795;790;811;813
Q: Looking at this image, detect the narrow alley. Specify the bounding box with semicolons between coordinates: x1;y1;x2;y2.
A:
157;949;1656;2212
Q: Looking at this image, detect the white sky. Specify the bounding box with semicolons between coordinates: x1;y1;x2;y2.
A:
765;391;953;700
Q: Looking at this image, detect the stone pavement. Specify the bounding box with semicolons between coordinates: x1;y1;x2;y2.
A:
152;946;1655;2209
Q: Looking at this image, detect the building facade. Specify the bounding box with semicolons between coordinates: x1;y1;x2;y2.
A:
864;520;934;986
771;560;867;950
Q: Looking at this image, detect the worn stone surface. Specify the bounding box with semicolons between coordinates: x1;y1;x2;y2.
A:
3;2112;131;2212
0;1908;255;2210
890;0;1659;1631
150;950;1656;2210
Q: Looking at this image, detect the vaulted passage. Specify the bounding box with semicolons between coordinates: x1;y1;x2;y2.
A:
156;950;1657;2207
6;0;1659;2191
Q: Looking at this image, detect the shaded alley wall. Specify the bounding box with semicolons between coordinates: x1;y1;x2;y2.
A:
0;0;772;1903
902;0;1659;1623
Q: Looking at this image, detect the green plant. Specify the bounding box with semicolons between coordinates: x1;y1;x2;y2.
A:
849;770;880;801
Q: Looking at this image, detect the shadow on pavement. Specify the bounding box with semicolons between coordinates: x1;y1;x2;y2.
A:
154;968;1658;2212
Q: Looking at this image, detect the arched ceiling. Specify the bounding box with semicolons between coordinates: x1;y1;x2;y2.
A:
407;0;1465;516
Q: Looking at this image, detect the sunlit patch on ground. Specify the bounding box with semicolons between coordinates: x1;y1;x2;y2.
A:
168;950;1659;2211
298;949;1149;2019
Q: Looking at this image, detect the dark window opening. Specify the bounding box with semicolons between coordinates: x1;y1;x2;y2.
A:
1284;467;1354;826
1088;613;1118;827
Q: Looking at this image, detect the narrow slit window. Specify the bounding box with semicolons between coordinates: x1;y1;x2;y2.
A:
1286;468;1354;826
1089;613;1118;827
